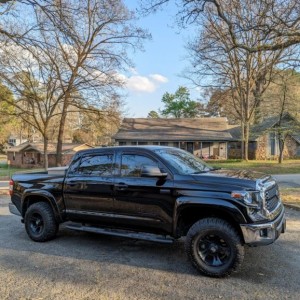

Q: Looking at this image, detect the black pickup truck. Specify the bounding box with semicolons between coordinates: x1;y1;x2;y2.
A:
9;146;286;277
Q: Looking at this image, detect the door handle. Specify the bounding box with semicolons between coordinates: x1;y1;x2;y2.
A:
67;181;78;187
114;183;128;191
67;181;85;188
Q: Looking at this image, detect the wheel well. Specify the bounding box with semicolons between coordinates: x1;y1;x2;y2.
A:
23;196;55;218
177;207;244;242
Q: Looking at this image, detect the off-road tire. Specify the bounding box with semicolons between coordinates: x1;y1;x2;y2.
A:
25;202;58;242
185;218;244;277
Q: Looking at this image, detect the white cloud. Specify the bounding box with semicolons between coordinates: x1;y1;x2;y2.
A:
124;72;168;93
149;74;168;83
127;67;139;75
126;75;156;92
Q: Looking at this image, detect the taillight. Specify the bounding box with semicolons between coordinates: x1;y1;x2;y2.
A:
9;179;14;196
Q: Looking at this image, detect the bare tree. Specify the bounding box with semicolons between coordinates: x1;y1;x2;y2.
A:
142;0;300;161
28;0;148;166
142;0;300;52
187;5;295;159
1;0;148;166
0;43;67;168
263;70;300;163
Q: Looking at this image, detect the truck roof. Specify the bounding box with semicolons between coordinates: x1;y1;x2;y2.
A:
76;145;175;154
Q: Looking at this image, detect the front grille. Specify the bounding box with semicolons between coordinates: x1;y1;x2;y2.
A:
265;184;280;212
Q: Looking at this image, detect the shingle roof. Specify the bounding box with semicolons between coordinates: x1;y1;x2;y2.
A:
291;134;300;144
7;142;93;154
114;118;233;141
228;113;300;142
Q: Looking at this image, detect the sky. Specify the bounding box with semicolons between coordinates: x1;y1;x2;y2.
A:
122;1;200;117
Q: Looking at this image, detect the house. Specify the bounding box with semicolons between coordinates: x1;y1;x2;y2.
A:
113;118;234;159
228;113;300;159
7;142;93;168
2;142;14;154
7;136;28;147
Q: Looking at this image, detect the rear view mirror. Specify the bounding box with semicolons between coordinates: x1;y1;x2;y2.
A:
141;165;168;178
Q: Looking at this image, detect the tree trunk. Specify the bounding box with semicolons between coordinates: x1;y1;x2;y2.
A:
241;121;245;160
278;135;284;164
56;100;68;166
244;121;250;161
43;136;49;169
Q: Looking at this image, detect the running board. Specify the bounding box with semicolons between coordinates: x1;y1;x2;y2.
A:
66;223;174;244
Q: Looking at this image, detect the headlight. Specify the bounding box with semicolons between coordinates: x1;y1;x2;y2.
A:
231;190;268;221
231;191;260;208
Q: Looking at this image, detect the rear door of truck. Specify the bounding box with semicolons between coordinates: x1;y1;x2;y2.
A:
63;150;116;223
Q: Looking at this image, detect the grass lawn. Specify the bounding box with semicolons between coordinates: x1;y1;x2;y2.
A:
281;188;300;206
208;159;300;174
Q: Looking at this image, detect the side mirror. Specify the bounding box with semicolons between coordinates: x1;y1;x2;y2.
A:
141;165;168;178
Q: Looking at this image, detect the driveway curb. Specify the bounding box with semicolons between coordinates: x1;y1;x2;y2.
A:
283;203;300;212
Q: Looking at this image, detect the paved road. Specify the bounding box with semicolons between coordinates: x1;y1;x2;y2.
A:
0;181;9;188
0;195;300;300
272;174;300;188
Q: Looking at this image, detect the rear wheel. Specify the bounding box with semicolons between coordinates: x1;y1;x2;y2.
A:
25;202;58;242
185;218;244;277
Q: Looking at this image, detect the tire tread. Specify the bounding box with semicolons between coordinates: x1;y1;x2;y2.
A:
25;202;58;242
185;217;244;277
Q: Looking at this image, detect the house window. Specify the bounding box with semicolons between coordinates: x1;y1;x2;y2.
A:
229;142;241;150
187;142;194;153
160;142;168;146
269;133;277;156
119;141;127;146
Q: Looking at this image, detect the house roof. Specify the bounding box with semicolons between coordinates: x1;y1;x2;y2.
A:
291;134;300;144
228;113;300;142
114;118;233;142
7;142;93;154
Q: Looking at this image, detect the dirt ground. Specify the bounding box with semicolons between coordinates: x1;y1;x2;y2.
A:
1;196;300;300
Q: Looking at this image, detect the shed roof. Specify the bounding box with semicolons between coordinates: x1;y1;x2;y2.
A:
7;142;93;154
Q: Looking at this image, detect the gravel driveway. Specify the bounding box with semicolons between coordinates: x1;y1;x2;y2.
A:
1;195;299;300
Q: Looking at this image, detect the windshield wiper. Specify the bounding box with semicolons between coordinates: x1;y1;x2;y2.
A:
190;171;208;174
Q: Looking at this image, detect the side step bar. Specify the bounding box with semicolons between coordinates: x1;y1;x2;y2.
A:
66;223;174;244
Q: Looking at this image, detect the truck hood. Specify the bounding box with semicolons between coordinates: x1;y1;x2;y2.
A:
206;168;271;182
182;168;272;191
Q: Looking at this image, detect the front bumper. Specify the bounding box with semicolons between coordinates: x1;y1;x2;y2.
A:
9;203;21;216
240;207;286;246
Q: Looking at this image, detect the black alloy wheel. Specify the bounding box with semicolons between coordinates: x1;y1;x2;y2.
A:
197;233;231;267
29;212;44;235
25;202;58;242
185;218;244;277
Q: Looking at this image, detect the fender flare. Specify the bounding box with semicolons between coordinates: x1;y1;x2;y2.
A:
173;196;247;236
21;189;63;222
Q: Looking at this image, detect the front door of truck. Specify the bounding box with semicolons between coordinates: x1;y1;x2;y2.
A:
113;151;175;233
64;151;116;223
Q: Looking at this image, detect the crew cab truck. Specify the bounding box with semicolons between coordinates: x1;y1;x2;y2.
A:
9;146;286;277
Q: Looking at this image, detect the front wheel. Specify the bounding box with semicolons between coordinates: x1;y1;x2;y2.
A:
25;202;58;242
185;218;244;277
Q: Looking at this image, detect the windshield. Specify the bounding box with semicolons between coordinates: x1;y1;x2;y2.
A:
154;148;213;175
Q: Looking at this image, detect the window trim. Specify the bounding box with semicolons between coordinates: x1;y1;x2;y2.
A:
68;152;115;177
117;150;172;179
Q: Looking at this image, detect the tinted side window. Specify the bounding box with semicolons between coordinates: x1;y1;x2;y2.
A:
76;154;113;176
121;154;158;177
